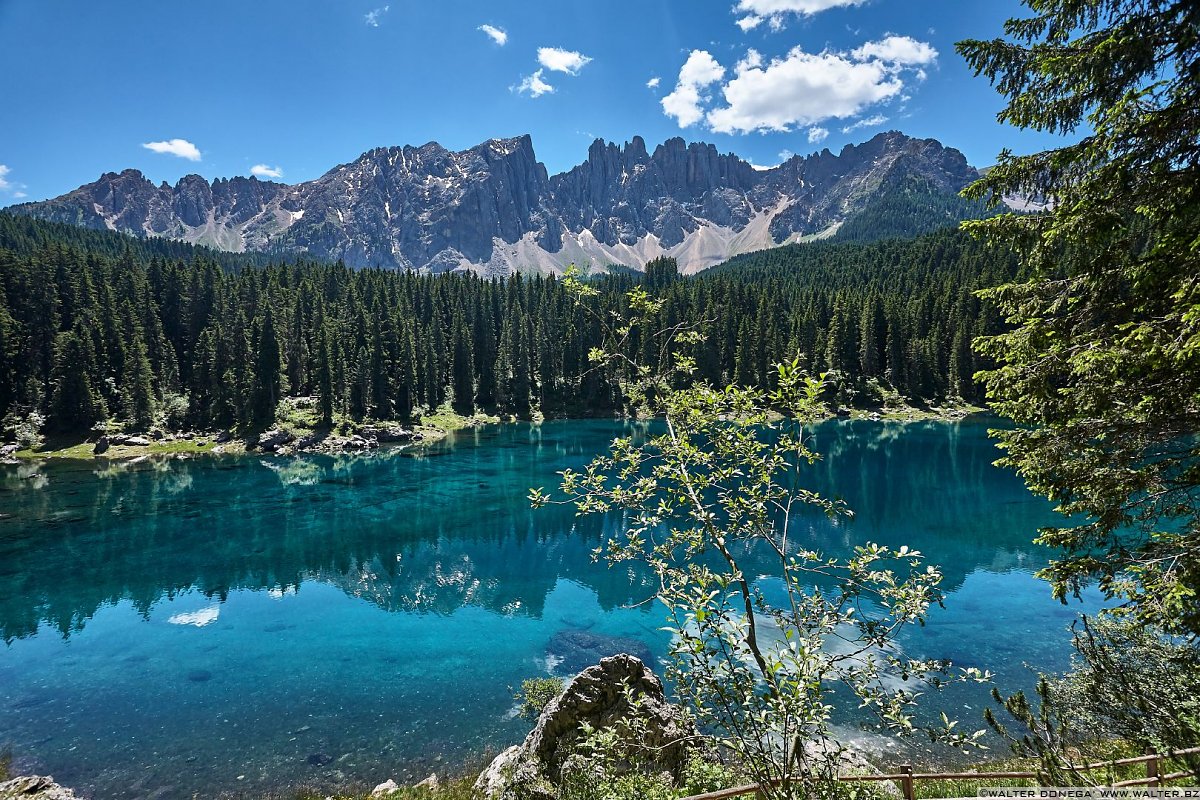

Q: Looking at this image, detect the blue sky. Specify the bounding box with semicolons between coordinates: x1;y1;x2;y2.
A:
0;0;1072;203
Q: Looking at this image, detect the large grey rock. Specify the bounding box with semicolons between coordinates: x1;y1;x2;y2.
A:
475;654;695;799
370;778;400;797
256;429;294;451
414;774;439;790
0;775;80;799
359;425;414;443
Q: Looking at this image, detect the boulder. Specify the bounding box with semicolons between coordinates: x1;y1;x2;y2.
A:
475;654;695;799
475;747;523;799
123;436;151;447
295;433;323;450
0;775;80;799
92;436;110;455
214;430;233;444
256;429;294;451
370;779;400;797
414;774;439;790
359;425;414;443
0;443;20;457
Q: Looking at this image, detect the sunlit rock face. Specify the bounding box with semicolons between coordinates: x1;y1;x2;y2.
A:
8;132;981;275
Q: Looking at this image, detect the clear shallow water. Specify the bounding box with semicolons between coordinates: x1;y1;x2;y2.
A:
0;418;1100;799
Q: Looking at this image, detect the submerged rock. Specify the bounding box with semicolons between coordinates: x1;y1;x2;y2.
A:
475;654;695;799
546;629;654;675
0;775;80;799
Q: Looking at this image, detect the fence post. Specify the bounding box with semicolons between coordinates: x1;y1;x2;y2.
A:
1147;750;1160;787
900;764;916;800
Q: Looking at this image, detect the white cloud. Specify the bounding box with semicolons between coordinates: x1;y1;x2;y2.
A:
733;0;867;31
646;76;661;89
851;35;938;65
707;48;901;133
250;164;284;179
736;49;764;72
478;24;508;46
537;47;592;75
0;165;25;198
661;50;726;127
142;138;201;161
661;36;935;135
168;605;220;627
841;114;888;133
514;69;554;97
779;148;795;161
364;5;389;27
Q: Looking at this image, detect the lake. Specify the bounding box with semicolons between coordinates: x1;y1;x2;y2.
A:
0;418;1100;799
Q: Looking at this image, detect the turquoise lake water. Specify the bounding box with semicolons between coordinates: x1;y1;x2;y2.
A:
0;418;1100;799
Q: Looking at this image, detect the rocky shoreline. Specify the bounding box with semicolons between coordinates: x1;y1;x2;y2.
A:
2;416;498;465
3;405;984;466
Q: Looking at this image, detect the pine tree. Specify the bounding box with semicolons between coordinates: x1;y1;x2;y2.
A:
451;310;475;414
49;321;107;432
120;333;156;430
250;305;281;427
316;325;334;426
961;0;1200;633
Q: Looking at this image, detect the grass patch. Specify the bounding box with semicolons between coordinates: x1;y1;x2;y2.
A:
896;744;1200;798
254;778;476;800
275;397;324;436
420;402;500;433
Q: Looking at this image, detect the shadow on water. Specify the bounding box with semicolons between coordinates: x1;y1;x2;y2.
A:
0;417;1100;799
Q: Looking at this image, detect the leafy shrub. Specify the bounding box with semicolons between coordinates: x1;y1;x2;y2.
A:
157;391;191;431
5;410;45;450
515;676;565;719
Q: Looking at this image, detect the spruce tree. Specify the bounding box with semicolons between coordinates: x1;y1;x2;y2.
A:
49;322;107;432
250;305;281;427
960;0;1200;633
120;333;156;430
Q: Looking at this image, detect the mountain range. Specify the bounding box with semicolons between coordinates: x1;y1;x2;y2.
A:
5;131;986;275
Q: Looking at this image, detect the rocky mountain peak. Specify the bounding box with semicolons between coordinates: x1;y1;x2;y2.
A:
9;130;983;274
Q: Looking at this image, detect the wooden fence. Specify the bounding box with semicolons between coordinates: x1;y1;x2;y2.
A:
680;746;1200;800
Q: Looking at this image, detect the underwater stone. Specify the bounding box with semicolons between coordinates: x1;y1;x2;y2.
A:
545;629;654;675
